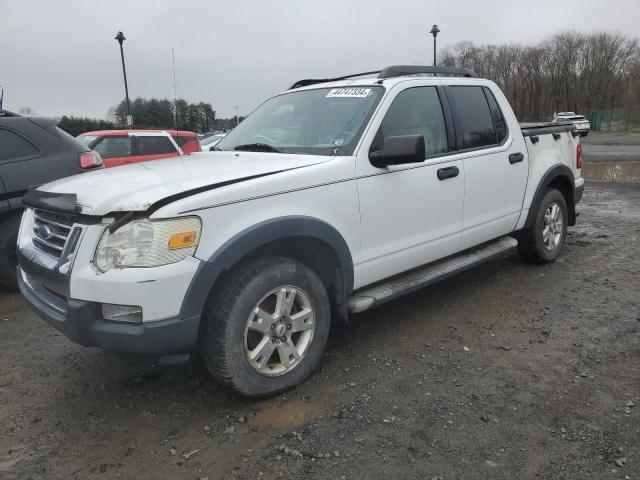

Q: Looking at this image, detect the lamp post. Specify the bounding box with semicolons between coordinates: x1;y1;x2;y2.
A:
430;24;440;67
115;31;132;126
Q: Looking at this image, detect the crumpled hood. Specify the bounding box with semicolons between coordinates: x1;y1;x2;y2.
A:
38;151;330;216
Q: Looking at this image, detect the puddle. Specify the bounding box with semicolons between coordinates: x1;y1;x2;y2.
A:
0;291;25;317
250;400;325;429
583;161;640;183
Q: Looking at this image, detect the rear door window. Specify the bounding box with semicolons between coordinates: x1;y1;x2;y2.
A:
136;136;176;155
483;88;508;144
93;137;132;158
447;86;497;149
0;129;40;162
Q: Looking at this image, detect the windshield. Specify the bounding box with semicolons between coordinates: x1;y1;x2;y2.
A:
215;86;384;155
201;134;225;146
77;135;98;146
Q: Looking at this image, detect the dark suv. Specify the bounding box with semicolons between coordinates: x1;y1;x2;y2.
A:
0;111;102;288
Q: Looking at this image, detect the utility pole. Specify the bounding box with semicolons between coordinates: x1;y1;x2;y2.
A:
234;105;241;126
0;85;4;111
115;31;132;126
172;48;178;130
430;25;440;67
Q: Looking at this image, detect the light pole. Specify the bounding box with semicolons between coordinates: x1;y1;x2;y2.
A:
234;105;241;126
0;85;4;111
430;24;440;67
115;31;132;126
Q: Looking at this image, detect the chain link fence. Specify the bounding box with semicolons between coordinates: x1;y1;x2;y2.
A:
587;108;640;133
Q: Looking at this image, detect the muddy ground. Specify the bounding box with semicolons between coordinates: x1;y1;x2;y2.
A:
1;181;639;480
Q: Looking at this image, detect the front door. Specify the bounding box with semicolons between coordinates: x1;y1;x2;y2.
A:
356;85;464;287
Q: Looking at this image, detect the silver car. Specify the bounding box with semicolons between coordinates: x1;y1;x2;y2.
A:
552;112;590;137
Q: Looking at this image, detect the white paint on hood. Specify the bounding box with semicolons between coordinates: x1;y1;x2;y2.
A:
38;151;330;216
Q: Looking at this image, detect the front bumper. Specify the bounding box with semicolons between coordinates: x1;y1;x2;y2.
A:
18;267;200;355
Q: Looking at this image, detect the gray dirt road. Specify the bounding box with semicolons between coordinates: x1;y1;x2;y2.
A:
1;182;639;480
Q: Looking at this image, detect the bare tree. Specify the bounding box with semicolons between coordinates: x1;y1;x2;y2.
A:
438;31;640;121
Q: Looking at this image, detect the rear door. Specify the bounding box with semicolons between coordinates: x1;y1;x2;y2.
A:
445;84;528;250
92;135;133;167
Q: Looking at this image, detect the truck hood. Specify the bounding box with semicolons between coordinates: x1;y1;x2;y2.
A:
38;151;330;216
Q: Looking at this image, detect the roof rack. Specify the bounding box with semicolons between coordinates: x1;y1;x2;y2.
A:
288;65;477;90
289;71;381;90
378;65;476;79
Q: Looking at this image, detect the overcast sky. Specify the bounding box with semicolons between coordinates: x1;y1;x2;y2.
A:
1;0;639;120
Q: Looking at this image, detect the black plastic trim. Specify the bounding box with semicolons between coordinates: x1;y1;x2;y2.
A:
523;164;575;229
22;189;78;214
208;216;354;295
0;189;27;202
520;122;576;137
378;65;476;79
289;71;381;90
19;268;200;355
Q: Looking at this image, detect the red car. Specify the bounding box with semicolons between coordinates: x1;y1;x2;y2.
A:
77;130;201;168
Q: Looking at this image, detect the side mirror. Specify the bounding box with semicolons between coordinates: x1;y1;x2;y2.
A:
369;133;425;168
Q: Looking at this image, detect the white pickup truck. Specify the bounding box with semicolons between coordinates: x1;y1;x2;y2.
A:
17;65;584;397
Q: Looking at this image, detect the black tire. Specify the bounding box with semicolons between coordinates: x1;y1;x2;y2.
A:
517;188;568;264
199;256;331;398
0;214;21;290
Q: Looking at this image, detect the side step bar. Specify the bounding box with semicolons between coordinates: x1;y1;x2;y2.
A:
347;236;518;313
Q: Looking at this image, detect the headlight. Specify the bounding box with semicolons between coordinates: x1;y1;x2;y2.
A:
94;217;201;272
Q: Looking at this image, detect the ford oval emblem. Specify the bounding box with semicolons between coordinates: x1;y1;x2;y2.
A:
37;224;53;240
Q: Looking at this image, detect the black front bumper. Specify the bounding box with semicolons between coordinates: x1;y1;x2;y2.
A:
18;268;200;355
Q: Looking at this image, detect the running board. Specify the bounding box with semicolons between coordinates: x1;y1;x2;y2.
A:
347;236;518;313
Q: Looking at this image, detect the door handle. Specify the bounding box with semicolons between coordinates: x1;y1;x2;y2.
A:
437;166;459;180
509;152;524;164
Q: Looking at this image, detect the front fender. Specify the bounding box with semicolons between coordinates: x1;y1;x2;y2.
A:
178;216;354;322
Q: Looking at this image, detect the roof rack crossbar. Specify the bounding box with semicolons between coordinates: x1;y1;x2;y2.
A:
378;65;477;79
289;70;381;90
288;65;477;90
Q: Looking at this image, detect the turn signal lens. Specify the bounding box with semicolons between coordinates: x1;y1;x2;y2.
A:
168;230;199;249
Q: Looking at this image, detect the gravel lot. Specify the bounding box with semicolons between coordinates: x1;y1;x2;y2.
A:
1;181;639;480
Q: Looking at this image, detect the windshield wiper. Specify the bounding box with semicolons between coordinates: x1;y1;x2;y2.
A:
233;143;283;153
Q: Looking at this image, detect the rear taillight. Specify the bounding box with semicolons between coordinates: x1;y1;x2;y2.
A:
576;143;583;169
80;151;103;169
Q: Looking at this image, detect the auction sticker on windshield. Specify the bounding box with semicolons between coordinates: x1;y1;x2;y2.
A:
326;88;371;98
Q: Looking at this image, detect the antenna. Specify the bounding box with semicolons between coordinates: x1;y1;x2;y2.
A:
171;48;177;129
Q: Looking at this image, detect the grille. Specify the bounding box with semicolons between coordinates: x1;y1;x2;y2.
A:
32;209;75;259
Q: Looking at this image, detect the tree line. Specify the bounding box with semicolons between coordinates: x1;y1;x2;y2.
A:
57;98;243;137
439;31;640;121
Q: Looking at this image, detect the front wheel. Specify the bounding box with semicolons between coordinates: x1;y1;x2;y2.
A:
516;188;568;264
199;256;331;398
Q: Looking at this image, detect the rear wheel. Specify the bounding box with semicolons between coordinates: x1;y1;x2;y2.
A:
517;188;568;264
0;214;21;290
199;256;331;398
